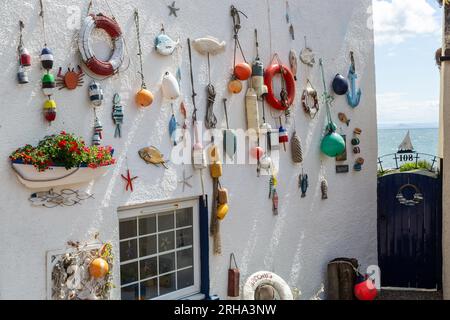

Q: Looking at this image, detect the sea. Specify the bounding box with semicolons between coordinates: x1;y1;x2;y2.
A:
377;127;439;169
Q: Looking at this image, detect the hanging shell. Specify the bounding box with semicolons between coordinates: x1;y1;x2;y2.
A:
321;179;328;200
291;131;303;163
162;71;180;100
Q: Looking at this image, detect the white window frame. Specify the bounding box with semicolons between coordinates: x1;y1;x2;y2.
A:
118;198;201;300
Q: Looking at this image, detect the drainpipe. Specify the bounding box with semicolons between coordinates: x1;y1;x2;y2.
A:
440;3;450;300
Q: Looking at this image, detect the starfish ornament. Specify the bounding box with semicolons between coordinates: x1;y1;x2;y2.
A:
178;169;193;192
121;169;138;192
168;1;180;17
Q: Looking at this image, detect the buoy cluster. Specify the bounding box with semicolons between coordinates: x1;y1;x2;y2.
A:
40;46;57;123
89;80;104;146
17;21;31;85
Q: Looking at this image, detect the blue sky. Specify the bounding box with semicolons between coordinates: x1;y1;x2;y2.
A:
374;0;442;128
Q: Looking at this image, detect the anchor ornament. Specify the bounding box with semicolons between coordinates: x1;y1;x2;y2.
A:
347;51;362;108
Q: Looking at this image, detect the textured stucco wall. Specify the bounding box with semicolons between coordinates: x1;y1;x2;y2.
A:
0;0;377;300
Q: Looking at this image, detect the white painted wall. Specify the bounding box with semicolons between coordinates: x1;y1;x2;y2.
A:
0;0;377;300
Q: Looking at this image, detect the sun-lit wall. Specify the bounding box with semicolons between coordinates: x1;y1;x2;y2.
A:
0;0;377;300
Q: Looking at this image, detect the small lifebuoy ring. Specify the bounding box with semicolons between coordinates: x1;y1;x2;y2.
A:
79;14;125;77
242;271;293;300
264;64;296;111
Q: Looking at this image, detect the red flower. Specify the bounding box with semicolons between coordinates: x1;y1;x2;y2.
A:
97;152;104;160
60;131;67;135
58;140;67;148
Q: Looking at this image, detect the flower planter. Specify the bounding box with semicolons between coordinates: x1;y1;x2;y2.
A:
11;162;112;189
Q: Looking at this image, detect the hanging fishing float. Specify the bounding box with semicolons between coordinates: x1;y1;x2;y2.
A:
134;9;154;108
17;21;31;84
39;0;57;124
89;80;104;107
162;71;180;100
228;5;251;94
319;59;346;157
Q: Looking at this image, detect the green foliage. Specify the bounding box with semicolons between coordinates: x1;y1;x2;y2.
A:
399;160;431;172
10;131;115;172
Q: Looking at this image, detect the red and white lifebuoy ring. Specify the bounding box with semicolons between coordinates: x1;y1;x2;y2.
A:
79;14;125;77
242;271;294;300
264;64;296;111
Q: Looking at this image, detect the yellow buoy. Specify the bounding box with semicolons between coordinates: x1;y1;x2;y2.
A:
136;88;154;107
217;203;229;220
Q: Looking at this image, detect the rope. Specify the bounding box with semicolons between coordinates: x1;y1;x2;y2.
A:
229;253;239;269
39;0;48;46
134;9;146;89
231;5;248;68
187;38;198;123
319;59;334;126
205;84;217;129
223;98;230;129
18;21;24;49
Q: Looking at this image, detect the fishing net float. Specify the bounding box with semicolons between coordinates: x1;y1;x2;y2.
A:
17;21;31;84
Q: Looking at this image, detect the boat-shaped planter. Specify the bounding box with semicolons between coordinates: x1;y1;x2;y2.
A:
11;161;113;189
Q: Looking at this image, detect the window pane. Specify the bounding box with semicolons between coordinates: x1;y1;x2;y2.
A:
140;278;158;300
159;273;176;296
159;252;175;274
121;284;139;300
177;268;194;290
159;231;175;253
176;228;193;248
140;235;157;257
140;257;157;280
177;248;193;269
139;215;156;235
176;208;193;227
120;262;138;285
119;218;137;239
158;212;174;231
120;239;137;262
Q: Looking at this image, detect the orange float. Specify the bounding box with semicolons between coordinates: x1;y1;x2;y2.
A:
234;62;252;81
136;88;154;107
89;257;109;279
228;79;243;94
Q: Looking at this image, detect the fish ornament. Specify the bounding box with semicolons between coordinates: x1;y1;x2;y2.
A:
162;71;180;100
289;49;298;81
112;93;124;138
338;113;350;126
169;104;179;146
139;146;169;169
299;171;308;198
192;36;226;55
155;27;180;56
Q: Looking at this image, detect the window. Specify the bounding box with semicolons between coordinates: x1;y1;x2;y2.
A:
118;198;200;300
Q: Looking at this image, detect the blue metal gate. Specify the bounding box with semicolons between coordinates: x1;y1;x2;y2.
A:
378;172;442;289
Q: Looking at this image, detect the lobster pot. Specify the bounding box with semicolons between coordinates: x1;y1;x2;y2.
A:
245;88;260;132
252;60;268;98
19;46;31;67
223;129;237;159
43;99;56;122
40;46;54;70
17;66;29;84
42;73;56;97
89;81;104;107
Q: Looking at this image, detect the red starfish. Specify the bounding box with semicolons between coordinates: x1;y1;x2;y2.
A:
121;169;138;192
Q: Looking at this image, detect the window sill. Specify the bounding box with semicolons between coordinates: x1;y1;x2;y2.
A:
181;293;206;300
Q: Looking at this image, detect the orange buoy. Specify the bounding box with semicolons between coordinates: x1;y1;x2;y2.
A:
228;79;243;94
136;88;154;107
89;258;109;279
234;62;252;81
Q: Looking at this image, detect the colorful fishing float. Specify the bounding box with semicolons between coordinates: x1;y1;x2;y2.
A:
17;21;31;84
134;9;154;108
319;59;346;157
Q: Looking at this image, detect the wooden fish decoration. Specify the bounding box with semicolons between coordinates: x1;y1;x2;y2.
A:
338;113;350;126
155;31;180;56
192;36;226;55
139;146;169;168
289;49;298;81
